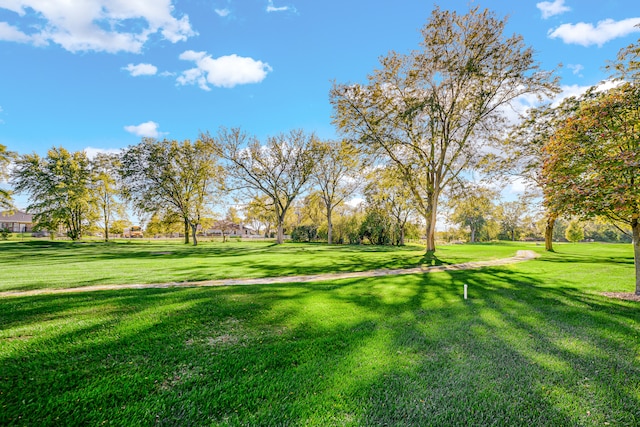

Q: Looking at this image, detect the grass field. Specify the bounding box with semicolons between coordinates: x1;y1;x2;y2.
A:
1;241;639;426
0;239;524;292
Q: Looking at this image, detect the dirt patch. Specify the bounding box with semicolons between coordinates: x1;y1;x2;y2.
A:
207;334;239;346
601;292;640;302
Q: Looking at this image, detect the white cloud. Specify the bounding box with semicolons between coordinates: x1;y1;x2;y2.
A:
83;147;122;160
551;80;622;106
536;0;570;19
507;177;528;194
123;63;158;77
346;197;364;208
499;80;622;126
0;0;196;53
266;0;295;13
177;50;272;90
548;18;640;47
215;8;231;17
124;121;163;138
498;91;548;127
0;21;32;43
567;64;584;76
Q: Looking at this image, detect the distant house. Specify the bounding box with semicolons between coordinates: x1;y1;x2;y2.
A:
0;210;34;233
199;221;258;237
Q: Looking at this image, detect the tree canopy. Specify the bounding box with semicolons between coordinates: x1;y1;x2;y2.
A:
313;139;362;244
542;82;640;293
11;147;94;240
120;138;222;246
331;6;558;254
498;94;582;250
449;184;498;243
91;152;123;242
0;144;15;210
205;128;320;244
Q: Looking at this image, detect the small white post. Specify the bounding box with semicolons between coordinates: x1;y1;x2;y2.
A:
464;284;468;300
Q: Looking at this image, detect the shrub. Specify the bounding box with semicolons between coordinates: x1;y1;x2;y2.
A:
291;225;318;242
565;220;584;243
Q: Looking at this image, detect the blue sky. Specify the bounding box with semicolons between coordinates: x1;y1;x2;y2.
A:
1;0;639;209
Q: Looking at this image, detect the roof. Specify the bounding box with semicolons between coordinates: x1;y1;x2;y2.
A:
0;210;33;223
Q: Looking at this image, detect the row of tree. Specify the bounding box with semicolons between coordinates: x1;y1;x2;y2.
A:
5;134;366;246
2;7;638;292
445;185;631;244
329;6;640;292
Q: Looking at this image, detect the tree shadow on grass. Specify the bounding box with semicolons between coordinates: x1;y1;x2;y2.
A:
325;266;640;425
421;252;452;266
2;260;639;425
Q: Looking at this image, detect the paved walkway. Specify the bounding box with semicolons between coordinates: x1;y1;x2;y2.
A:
0;250;539;298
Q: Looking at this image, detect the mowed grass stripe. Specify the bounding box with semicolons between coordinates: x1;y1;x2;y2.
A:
0;240;527;292
0;242;638;425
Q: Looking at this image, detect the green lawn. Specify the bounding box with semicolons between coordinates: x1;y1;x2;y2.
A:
0;239;526;292
1;241;639;426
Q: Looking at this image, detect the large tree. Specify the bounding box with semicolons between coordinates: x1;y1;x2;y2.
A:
499;95;582;251
542;82;640;294
91;152;123;242
364;166;417;246
120;138;222;246
243;195;276;237
313;139;362;244
331;6;558;254
449;184;498;243
11;147;94;240
498;199;527;242
0;144;15;210
204;128;320;244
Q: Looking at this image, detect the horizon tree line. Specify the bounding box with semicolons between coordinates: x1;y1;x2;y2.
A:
3;7;639;294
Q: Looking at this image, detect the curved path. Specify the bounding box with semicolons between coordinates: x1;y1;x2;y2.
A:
0;250;539;298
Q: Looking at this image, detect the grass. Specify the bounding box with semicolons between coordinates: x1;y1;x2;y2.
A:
0;239;525;292
1;241;639;425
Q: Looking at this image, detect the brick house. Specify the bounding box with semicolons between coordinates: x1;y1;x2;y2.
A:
0;210;34;233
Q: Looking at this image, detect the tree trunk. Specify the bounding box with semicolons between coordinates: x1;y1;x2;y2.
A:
425;210;437;254
275;201;285;244
545;212;556;252
632;217;640;295
190;223;198;246
103;205;109;242
399;226;405;246
425;191;439;254
326;205;333;245
470;227;476;243
183;220;190;244
276;220;284;244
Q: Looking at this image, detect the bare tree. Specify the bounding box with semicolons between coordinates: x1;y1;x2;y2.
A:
313;140;362;244
331;7;558;254
204;128;320;244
